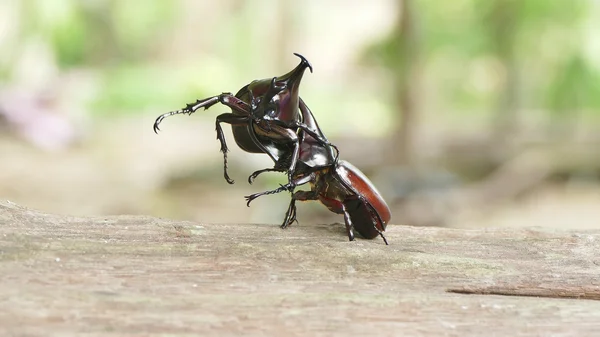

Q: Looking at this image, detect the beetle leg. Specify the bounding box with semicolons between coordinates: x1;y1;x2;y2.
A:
153;96;219;133
379;232;389;245
295;122;340;162
248;168;284;184
254;125;300;183
245;173;313;206
359;195;389;245
281;190;319;229
215;113;253;184
153;93;251;133
244;183;294;207
341;204;356;242
280;198;297;229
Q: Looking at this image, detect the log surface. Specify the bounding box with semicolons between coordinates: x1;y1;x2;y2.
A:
1;200;599;336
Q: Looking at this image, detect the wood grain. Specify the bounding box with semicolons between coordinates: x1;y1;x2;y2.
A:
1;200;599;336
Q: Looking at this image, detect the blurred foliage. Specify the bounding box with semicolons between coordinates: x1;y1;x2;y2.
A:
362;0;600;119
23;0;176;67
2;0;600;123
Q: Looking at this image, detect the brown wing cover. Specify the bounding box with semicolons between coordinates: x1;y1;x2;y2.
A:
336;160;392;228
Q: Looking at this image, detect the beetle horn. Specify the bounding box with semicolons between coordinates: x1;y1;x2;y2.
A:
293;53;313;73
277;53;313;85
266;53;313;121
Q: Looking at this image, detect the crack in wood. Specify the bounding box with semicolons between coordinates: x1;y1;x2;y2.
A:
447;285;600;301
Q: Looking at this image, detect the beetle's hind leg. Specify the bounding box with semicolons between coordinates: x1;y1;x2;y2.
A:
362;196;389;245
341;204;356;242
379;232;389;245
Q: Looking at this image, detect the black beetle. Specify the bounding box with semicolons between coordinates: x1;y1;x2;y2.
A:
245;100;391;244
153;53;337;184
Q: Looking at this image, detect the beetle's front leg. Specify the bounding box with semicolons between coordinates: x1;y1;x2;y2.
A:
215;113;252;184
154;93;251;133
254;124;300;183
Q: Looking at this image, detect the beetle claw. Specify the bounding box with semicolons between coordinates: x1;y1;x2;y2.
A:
280;201;298;229
244;194;258;207
153;115;165;134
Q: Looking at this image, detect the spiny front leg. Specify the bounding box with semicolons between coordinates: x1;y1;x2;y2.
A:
153;93;251;133
215;113;253;185
154;96;220;133
215;118;233;184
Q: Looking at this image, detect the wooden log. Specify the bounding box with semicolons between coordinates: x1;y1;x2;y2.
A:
1;200;599;336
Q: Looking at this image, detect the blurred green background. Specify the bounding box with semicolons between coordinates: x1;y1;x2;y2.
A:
1;0;599;230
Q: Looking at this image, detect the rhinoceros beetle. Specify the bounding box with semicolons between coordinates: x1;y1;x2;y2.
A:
153;53;337;185
154;53;390;244
245;100;391;245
